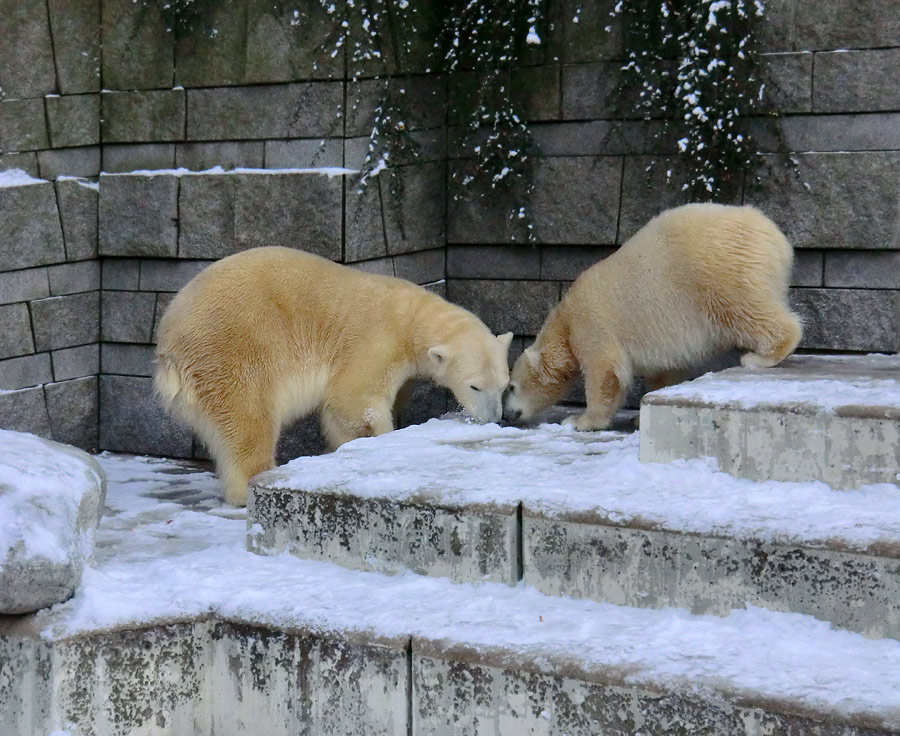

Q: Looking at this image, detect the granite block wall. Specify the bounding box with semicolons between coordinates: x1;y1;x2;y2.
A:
1;0;897;459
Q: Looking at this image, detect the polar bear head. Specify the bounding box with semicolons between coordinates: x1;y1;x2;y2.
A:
503;337;577;425
427;331;513;424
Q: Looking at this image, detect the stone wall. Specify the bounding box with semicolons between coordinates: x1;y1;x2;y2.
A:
0;0;898;458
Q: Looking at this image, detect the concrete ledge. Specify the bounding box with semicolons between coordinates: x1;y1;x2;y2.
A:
248;486;518;584
640;354;900;488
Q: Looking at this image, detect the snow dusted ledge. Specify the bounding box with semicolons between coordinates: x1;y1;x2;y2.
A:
0;430;106;614
641;353;900;489
4;454;900;735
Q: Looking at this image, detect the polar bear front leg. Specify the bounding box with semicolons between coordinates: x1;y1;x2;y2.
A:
563;356;626;432
320;395;395;450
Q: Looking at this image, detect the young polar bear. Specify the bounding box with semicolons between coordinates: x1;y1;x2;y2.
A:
502;203;802;430
155;246;512;505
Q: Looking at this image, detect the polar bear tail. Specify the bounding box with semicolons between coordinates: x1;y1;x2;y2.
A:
153;355;196;416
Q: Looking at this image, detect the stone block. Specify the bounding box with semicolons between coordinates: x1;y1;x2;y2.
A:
756;0;794;52
101;258;140;290
47;0;101;93
0;0;56;97
139;259;211;292
791;249;823;287
39;147;102;180
393;248;444;284
0;153;39;177
0;353;52;390
345;178;388;262
45;95;100;148
173;0;248;88
51;343;99;382
447;279;560;335
531;119;669;158
814;49;900;113
761;52;813;114
102;90;186;144
0;304;35;359
101;343;155;377
794;0;900;50
178;174;238;259
31;291;99;352
541;245;613;281
244;0;343;83
562;62;619;120
99;174;179;257
0;430;104;613
347;76;445;138
382;162;446;255
447;245;541;280
153;293;175;342
0;99;49;153
55;177;99;260
101;0;173;90
751;113;900;154
45;376;99;450
0;267;48;305
446;162;529;244
747;152;900;250
641;354;900;489
525;513;900;640
275;415;328;464
100;290;156;343
824;250;900;289
560;0;623;62
248;485;519;585
187;83;344;141
99;374;193;456
0;385;50;435
511;64;561;121
102;143;177;173
395;378;451;429
790;288;900;352
48;260;100;295
234;172;343;258
264;139;343;169
176;141;265;171
532;156;622;244
345;130;445;170
349;256;394;276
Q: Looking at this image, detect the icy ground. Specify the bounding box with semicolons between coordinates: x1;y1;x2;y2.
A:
259;417;900;552
27;422;900;727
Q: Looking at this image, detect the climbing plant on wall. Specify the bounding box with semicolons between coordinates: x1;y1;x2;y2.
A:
607;0;772;198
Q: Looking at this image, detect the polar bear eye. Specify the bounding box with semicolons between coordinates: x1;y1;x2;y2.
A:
508;384;516;393
470;385;482;392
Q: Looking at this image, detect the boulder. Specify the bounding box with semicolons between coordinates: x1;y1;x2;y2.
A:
0;429;106;614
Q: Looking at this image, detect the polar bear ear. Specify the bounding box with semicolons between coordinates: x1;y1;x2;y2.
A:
428;345;451;367
523;346;541;370
497;332;514;350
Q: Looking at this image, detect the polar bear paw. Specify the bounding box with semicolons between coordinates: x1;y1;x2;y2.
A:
562;413;608;432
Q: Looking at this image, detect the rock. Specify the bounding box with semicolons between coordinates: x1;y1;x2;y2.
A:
0;429;106;614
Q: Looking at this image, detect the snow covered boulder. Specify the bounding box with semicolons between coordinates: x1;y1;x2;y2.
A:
0;430;106;614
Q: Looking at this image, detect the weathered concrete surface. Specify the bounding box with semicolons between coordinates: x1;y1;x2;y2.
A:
412;641;897;736
248;486;518;584
524;512;900;640
0;430;106;614
640;354;900;489
0;616;408;736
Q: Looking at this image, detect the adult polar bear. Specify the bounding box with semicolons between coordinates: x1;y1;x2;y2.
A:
155;247;512;506
503;203;802;430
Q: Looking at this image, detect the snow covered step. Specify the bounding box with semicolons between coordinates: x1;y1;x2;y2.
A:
4;454;900;736
640;354;900;489
249;419;900;639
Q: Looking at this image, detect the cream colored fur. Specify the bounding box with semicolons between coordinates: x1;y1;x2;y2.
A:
503;203;802;430
155;246;512;505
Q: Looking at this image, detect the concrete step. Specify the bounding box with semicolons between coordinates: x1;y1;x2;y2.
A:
640;353;900;489
249;416;900;639
3;453;900;736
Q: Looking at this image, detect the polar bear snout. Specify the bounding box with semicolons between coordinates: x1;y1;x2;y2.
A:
463;389;504;424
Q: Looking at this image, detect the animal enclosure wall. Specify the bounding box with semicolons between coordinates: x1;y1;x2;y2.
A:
0;0;898;458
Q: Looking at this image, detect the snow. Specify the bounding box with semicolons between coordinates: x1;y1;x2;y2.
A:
652;354;900;412
0;168;44;188
33;452;900;726
99;166;360;178
0;430;104;565
57;175;99;191
258;417;900;552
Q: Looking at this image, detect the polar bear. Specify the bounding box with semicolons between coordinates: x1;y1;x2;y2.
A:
155;246;512;505
502;203;802;430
